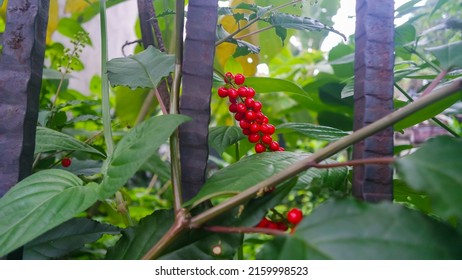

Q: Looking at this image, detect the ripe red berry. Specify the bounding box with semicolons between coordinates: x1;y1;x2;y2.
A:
239;120;251;129
229;103;238;113
248;133;260;143
217;87;228;98
228;88;238;99
224;72;234;83
247;87;256;98
261;134;272;144
277;222;288;231
257;217;270;228
287;208;303;225
234;112;245;121
269;141;280;151
261;124;275;135
238;86;248;97
245;110;257;121
255;143;266;153
61;157;72;167
249;123;260;133
245;98;255;108
253;101;262;111
267;221;279;230
236;103;247;113
242;128;251;135
234;73;245;85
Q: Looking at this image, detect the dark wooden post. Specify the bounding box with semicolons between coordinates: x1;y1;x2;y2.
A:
0;0;50;198
353;0;394;202
179;0;218;201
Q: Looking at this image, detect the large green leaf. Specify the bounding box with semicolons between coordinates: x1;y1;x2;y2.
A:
394;89;461;131
0;170;99;257
107;46;175;89
35;126;105;157
114;86;157;127
395;136;462;221
99;114;190;199
106;210;173;259
427;41;462;70
184;152;308;208
276;122;349;141
244;77;307;96
258;199;462;259
208;126;245;155
23;218;120;260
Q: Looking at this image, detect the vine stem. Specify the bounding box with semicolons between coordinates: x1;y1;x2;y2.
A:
189;78;462;228
204;225;287;236
215;0;303;46
170;0;185;213
312;157;395;169
100;0;114;157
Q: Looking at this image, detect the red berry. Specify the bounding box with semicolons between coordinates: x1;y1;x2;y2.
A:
239;120;251;129
61;157;72;167
245;98;255;108
217;87;228;98
261;134;272;144
248;133;260;143
278;147;285;152
229;97;237;104
257;217;270;228
242;128;251;135
234;113;244;121
269;141;280;151
234;73;245;85
229;103;238;113
287;208;303;225
245;110;257;121
247;87;256;98
236;103;247;113
253;101;262;111
261;124;275;135
255;143;266;153
228;88;238;99
249;123;260;133
267;222;279;230
238;86;248;97
277;222;288;231
224;72;234;83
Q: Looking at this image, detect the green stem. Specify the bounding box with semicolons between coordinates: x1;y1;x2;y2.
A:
100;0;114;157
189;78;462;227
215;0;303;46
233;26;275;40
394;82;459;137
170;0;185;212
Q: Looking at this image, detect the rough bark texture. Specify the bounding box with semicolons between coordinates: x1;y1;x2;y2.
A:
179;0;218;201
0;0;50;198
353;0;394;202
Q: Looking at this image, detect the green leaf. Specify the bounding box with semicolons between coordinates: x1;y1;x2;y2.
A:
276;123;349;141
258;199;462;259
184;152;309;208
141;154;171;182
297;163;348;193
269;13;345;41
99;114;190;199
393;179;432;215
244;77;308;96
394;88;461;130
274;26;287;45
395;136;462;221
57;18;92;46
106;210;173;260
114;86;157;127
216;25;260;57
23;218;120;260
35;126;105;157
427;41;462;70
76;0;126;22
208;126;245;155
107;46;175;89
0;170;99;257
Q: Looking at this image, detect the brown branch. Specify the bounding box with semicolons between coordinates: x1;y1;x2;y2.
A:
311;157;395;169
204;225;287;236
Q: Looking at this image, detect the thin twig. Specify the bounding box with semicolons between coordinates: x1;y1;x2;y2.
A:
204;225;287;236
311;157;395;169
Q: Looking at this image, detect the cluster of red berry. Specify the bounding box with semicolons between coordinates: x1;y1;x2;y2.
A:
217;72;284;153
256;208;303;232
